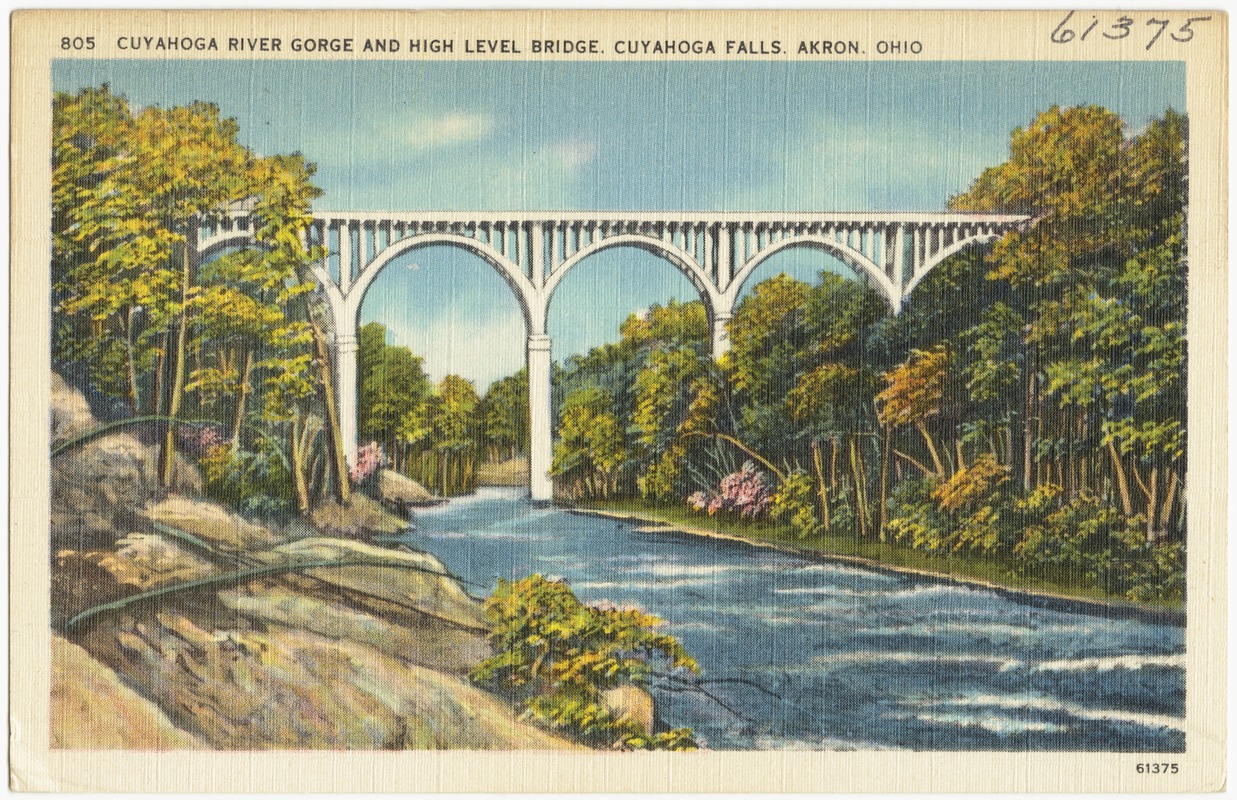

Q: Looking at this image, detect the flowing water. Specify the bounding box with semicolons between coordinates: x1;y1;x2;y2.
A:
399;487;1185;751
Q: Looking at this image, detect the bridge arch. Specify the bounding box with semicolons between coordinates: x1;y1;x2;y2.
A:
346;233;538;336
725;234;900;312
902;231;1003;297
542;233;721;337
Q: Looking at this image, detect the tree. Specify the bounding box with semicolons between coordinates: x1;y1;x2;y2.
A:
357;322;432;470
52;87;324;491
481;369;529;462
552;387;624;498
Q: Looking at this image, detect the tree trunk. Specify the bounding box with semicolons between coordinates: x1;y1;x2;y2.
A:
915;419;945;477
878;426;891;540
310;319;351;504
230;348;254;450
1144;466;1159;543
289;420;311;516
1023;347;1037;492
122;309;141;414
811;439;830;531
849;436;869;537
1158;468;1180;538
160;238;195;489
1107;437;1134;517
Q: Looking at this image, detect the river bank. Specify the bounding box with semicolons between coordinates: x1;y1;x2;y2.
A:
567;502;1185;625
48;371;579;751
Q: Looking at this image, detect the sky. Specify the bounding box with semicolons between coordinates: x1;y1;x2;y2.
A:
53;59;1185;388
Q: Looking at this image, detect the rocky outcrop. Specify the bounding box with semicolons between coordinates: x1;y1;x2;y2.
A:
603;684;656;735
146;495;281;552
75;609;577;750
377;468;438;510
51;372;200;546
50;635;203;749
310;494;409;539
48;371;578;751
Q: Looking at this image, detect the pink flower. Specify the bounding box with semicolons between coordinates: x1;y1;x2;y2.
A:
350;441;385;484
685;461;770;519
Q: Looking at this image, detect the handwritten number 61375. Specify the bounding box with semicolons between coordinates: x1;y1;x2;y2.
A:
1051;11;1212;50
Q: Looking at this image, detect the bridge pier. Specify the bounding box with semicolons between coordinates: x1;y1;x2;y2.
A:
527;333;554;502
335;332;360;468
711;311;733;360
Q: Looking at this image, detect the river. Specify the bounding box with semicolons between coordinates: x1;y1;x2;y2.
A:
398;487;1185;751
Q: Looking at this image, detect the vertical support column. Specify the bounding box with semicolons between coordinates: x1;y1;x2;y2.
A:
895;224;907;289
711;310;733;360
716;223;731;291
338;221;353;294
530;222;546;288
527;334;554;502
335;331;359;467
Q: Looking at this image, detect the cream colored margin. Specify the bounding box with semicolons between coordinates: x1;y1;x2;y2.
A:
10;9;1227;793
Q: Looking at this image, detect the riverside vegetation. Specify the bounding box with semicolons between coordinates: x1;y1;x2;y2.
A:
543;105;1188;607
50;85;695;750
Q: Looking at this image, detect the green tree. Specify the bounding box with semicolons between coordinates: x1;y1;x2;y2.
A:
52;86;323;491
357;322;432;471
481;369;530;462
552;387;625;498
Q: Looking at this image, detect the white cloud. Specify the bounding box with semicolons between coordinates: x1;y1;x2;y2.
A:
400;111;495;150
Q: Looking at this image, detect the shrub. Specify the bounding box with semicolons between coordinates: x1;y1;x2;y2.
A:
470;574;699;750
199;438;294;520
769;470;820;538
686;461;770;519
350;441;385;485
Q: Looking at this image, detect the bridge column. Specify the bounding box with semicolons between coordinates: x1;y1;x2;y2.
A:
527;333;554;502
711;311;733;360
335;332;359;467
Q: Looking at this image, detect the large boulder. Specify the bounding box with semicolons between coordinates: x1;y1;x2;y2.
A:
377;469;437;510
76;611;579;750
50;635;203;749
146;495;281;551
50;372;201;545
603;683;656;735
269;537;484;631
217;579;489;674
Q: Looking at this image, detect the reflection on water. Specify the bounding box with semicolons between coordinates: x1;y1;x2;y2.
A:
400;487;1186;751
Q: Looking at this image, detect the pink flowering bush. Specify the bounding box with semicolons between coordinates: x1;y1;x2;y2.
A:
350;441;385;484
179;424;226;456
686;461;771;519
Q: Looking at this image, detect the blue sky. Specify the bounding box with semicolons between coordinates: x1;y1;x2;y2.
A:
54;59;1184;388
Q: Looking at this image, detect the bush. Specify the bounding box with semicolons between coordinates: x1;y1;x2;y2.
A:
199;438;294;520
686;461;770;519
769;470;820;538
470;574;699;750
350;441;385;485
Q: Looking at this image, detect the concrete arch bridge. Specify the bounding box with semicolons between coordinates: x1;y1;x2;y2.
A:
200;210;1030;501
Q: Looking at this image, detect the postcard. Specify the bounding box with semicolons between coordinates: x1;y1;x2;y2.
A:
10;8;1227;793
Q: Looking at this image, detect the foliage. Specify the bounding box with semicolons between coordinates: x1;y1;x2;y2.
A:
471;575;698;749
481;369;530;461
53;85;328;506
687;461;771;519
552;387;625;499
200;438;295;520
769;470;820;538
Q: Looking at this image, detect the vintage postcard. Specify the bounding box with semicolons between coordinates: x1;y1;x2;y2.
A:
10;8;1227;793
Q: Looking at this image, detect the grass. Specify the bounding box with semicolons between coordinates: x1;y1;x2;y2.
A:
571;497;1183;614
476;457;529;487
